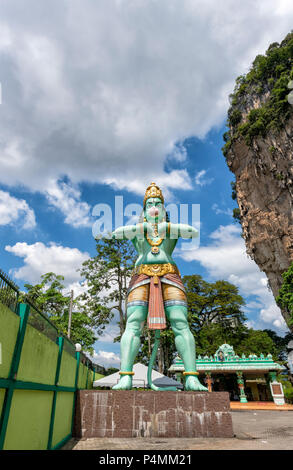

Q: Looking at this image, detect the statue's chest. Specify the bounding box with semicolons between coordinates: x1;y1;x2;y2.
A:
136;236;173;254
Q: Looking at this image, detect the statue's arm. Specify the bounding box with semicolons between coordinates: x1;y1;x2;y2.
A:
111;224;143;240
170;223;199;239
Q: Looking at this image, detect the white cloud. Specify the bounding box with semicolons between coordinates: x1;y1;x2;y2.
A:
104;169;193;200
0;189;36;229
66;280;89;299
178;224;288;333
96;320;121;344
260;303;287;330
5;241;89;285
0;1;292;196
212;203;233;217
195;170;214;187
46;180;92;228
168;143;188;163
245;320;257;329
91;350;120;368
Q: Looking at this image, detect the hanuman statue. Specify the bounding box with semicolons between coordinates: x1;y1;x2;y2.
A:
111;182;207;391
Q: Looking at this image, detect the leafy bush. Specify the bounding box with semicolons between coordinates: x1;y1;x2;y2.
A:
284;387;293;403
223;31;293;158
277;262;293;325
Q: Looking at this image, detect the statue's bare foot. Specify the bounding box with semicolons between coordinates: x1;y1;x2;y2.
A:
112;375;132;390
185;375;208;391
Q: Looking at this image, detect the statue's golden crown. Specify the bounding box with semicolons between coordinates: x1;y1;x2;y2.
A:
143;182;164;207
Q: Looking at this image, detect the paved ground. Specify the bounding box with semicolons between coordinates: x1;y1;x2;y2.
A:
230;401;293;410
62;410;293;450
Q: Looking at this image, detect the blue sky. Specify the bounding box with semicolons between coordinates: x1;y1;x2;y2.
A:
0;0;292;367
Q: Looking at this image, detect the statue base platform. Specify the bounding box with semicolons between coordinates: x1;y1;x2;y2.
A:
73;390;234;438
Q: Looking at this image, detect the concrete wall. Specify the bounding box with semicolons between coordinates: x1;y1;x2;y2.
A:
0;301;94;450
74;390;234;438
17;323;59;384
51;391;75;448
0;302;20;379
59;351;77;387
4;390;54;450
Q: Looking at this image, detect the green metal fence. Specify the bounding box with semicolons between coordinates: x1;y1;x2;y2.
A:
0;269;19;313
0;270;103;450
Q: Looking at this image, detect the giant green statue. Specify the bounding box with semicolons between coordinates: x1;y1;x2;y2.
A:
112;182;208;391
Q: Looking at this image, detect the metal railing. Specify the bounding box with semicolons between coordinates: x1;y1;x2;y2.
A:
0;267;109;449
93;364;106;375
25;296;60;343
0;269;19;313
0;268;101;373
0;303;82;450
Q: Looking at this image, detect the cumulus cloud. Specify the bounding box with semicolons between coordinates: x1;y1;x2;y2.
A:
96;323;121;344
66;280;89;300
91;350;120;368
5;241;89;285
212;203;233;217
0;0;292;197
45;180;92;228
0;189;36;229
194;169;214;188
104;169;193;199
260;303;287;330
178;224;288;332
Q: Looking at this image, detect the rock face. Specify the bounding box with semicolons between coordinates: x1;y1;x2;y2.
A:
223;33;293;329
226;115;293;327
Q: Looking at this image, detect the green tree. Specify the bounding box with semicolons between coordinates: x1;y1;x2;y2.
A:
105;367;119;376
79;238;137;338
23;272;97;352
263;329;293;384
194;324;279;360
183;274;246;330
263;329;293;360
195;323;247;356
237;329;277;358
276;262;293;327
223;31;293;157
137;274;248;375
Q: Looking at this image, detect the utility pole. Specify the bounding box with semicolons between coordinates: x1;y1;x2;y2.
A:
68;289;74;339
148;330;151;357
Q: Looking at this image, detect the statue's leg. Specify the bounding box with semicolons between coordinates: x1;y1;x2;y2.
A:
165;304;208;391
112;304;148;390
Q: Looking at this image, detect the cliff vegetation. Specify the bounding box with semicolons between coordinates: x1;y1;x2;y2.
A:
222;31;293;330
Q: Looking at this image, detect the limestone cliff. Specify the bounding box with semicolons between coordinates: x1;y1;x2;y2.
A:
223;32;293;328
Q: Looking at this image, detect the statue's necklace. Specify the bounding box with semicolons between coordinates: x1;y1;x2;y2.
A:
146;223;163;255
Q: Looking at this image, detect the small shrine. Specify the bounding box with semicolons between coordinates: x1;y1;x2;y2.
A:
169;343;285;404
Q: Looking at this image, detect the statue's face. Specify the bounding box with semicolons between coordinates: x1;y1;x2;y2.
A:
144;197;165;222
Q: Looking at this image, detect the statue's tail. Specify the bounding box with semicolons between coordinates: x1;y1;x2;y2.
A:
147;329;178;391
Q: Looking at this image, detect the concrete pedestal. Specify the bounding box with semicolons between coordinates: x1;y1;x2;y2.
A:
73;390;234;438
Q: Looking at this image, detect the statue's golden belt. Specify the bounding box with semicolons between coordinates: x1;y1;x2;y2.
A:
133;263;180;278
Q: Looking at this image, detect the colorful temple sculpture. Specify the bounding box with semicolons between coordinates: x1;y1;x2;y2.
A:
169;343;285;404
111;182;207;391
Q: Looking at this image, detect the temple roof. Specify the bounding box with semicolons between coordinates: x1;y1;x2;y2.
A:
216;343;235;356
169;344;284;373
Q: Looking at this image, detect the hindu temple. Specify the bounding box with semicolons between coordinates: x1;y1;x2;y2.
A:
169;343;285;404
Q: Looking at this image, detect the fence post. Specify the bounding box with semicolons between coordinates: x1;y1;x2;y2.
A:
15;291;20;313
47;336;64;450
70;350;80;437
0;303;30;450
